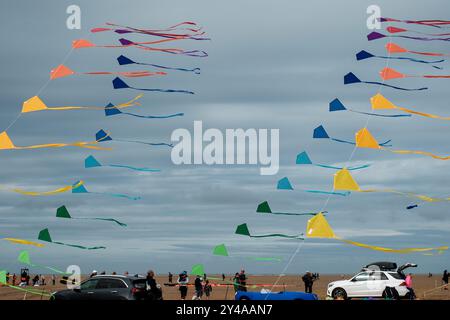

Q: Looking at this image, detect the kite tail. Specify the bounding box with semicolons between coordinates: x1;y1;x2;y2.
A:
385;148;450;160
53;241;106;250
137;62;201;74
315;164;371;170
121;112;184;119
305;190;351;196
117;139;173;148
349;109;411;118
363;81;428;91
251;234;304;239
337;237;448;253
131;86;195;94
108;164;160;172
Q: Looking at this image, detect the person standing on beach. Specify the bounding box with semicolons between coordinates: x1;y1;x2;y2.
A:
146;270;162;300
302;271;314;293
52;274;56;286
238;270;247;292
12;274;16;286
177;271;189;300
168;272;173;283
222;273;226;281
204;280;212;300
233;273;240;293
405;273;416;299
443;270;449;290
194;275;203;300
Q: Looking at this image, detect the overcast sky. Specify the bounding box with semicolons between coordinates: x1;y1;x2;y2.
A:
0;0;449;276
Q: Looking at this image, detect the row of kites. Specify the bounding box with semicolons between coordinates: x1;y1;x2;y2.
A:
1;22;211;295
213;17;450;263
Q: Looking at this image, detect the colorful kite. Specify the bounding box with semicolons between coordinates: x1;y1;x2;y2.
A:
333;168;450;202
113;77;194;95
2;238;45;247
22;95;142;114
105;102;184;119
50;64;166;80
18;250;68;274
371;93;450;120
235;223;304;239
306;213;448;254
257;201;320;216
0;131;110;151
313;125;392;147
329;98;411;118
367;31;450;42
296;151;371;170
386;26;450;36
353;127;450;160
96;129;173;148
117;55;201;74
191;264;205;276
72;180;141;201
344;72;428;91
38;228;106;250
85;155;160;173
356;50;444;69
386;42;450;57
380;67;450;81
56;205;127;227
277;176;351;197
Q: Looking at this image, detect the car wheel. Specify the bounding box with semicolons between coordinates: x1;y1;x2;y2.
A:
332;288;347;300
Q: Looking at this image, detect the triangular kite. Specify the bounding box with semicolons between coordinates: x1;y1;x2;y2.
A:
38;228;106;250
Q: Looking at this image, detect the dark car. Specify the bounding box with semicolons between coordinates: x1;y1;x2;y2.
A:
52;275;159;300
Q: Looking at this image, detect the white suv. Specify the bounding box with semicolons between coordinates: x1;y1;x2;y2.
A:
327;263;416;299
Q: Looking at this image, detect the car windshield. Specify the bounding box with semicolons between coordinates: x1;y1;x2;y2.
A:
80;279;99;290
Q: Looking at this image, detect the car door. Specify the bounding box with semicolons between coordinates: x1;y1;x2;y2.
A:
94;278;129;300
78;278;100;300
365;271;389;297
347;272;371;297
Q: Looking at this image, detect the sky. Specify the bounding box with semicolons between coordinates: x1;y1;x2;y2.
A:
0;0;449;276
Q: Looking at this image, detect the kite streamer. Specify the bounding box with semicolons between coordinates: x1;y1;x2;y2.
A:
22;95;142;114
72;180;141;201
333;168;450;202
306;213;448;254
93;21;209;40
113;77;194;95
18;250;68;275
50;64;166;80
371;93;450;120
212;244;282;262
277;177;351;197
38;228;106;250
0;131;110;151
2;238;45;248
380;67;450;80
354;127;450;160
85;155;160;173
386;42;450;57
313;125;392;147
296;151;371;170
257;201;321;216
235;223;304;239
96;129;173;148
56;205;127;227
117;55;201;74
344;72;428;91
368;31;450;42
10;180;84;196
379;17;450;27
329;98;410;118
105;102;184;119
356;50;444;69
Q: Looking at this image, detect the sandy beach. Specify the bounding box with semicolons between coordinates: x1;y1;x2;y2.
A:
1;274;449;300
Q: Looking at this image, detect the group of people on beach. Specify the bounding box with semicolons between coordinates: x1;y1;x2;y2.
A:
3;272;56;287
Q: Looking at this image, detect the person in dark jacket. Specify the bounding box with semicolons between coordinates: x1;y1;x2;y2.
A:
443;270;449;290
177;271;189;300
146;270;162;300
194;275;203;299
302;271;314;293
238;270;247;292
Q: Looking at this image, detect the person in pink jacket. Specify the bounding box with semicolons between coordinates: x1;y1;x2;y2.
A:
405;273;416;299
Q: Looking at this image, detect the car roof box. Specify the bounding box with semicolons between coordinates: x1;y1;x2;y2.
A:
363;261;397;271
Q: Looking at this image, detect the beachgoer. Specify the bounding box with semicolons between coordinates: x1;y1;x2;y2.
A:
302;271;314;293
41;275;46;285
238;270;247;292
177;271;189;300
146;270;162;300
6;272;10;284
168;272;173;283
405;273;416;299
12;274;16;286
443;270;449;290
222;273;226;281
124;271;129;276
204;280;212;300
52;275;56;286
90;270;98;278
194;275;203;300
233;273;240;293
